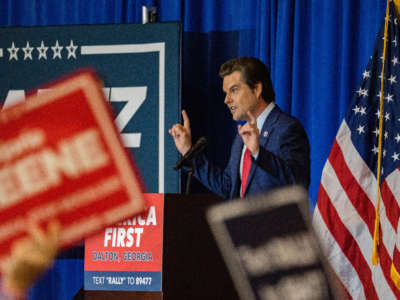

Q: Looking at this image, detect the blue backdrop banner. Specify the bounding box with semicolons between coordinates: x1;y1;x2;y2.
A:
0;22;181;194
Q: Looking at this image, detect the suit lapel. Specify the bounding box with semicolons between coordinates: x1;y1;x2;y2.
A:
244;106;281;195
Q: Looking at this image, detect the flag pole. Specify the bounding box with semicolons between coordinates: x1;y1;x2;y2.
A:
372;0;391;266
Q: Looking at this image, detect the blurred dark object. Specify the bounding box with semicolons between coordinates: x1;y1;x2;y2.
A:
207;186;346;300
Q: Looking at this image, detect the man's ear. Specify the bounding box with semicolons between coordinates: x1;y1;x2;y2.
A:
254;82;262;99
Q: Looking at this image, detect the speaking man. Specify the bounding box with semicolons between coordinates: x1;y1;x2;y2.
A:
169;57;310;199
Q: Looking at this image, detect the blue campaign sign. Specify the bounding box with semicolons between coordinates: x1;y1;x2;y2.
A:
0;23;181;193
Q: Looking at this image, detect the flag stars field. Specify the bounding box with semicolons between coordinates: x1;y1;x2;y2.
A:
356;125;365;134
372;145;379;154
357;87;369;97
388;75;397;84
392;152;400;161
353;105;361;114
385;93;394;102
363;70;371;79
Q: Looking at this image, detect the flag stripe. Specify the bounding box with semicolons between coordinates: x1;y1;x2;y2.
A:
330;124;400;298
329;139;375;234
313;208;365;300
384;168;400;209
336;121;397;257
381;180;400;230
317;184;379;300
320;159;397;299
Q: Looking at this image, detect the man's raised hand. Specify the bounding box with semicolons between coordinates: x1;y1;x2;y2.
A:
169;110;192;155
238;111;260;155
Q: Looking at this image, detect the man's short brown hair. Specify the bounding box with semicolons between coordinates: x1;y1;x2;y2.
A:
219;57;275;102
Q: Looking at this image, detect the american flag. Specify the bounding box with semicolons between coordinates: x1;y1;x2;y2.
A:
313;2;400;299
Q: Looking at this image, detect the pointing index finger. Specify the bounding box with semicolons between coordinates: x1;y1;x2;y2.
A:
182;109;191;130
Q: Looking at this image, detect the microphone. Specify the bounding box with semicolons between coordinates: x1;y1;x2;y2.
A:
174;137;207;170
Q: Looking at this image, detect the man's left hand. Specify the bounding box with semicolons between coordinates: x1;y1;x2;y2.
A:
238;111;259;156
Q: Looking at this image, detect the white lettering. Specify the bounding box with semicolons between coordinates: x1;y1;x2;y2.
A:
2;87;147;149
103;227;144;247
104;87;147;148
0;128;110;207
118;206;157;226
3;90;25;109
146;206;157;226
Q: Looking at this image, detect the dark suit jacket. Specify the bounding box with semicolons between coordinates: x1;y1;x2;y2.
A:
190;105;310;199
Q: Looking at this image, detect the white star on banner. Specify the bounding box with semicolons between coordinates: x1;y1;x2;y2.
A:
385;112;391;121
22;41;34;60
66;40;78;59
7;42;19;61
360;107;367;115
393;37;398;47
385;131;389;139
37;41;48;60
393;56;400;65
373;128;380;136
51;40;63;59
395;133;400;143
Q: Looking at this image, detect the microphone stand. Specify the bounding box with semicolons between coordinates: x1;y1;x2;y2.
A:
174;137;207;195
185;167;194;195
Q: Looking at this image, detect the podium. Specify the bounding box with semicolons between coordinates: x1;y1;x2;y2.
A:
84;194;240;300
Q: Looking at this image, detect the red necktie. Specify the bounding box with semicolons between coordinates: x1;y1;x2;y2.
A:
241;148;251;197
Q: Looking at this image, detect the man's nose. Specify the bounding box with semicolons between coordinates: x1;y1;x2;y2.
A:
224;94;230;104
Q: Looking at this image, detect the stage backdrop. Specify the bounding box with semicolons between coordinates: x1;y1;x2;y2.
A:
0;22;181;299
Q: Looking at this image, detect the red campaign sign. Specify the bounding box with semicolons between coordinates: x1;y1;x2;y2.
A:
0;70;145;271
84;193;163;272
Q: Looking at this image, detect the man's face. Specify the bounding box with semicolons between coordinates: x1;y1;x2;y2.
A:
223;71;260;121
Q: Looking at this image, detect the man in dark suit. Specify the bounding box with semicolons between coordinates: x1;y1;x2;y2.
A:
169;57;310;199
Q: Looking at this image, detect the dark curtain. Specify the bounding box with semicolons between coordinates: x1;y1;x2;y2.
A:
0;0;387;299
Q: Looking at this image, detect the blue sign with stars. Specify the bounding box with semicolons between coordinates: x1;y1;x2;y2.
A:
0;23;181;194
